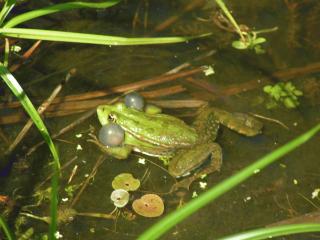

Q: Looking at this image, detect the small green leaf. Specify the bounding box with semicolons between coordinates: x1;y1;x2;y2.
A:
283;97;297;108
263;85;272;93
252;37;266;45
232;40;248;49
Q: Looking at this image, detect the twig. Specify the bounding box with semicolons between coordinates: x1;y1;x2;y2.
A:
70;155;106;208
250;113;289;130
0;127;9;145
5;68;75;156
9;40;42;72
36;156;78;190
154;0;206;32
25;95;122;157
76;212;116;220
0;67;203;111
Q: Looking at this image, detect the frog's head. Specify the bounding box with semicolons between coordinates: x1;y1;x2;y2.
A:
97;102;127;125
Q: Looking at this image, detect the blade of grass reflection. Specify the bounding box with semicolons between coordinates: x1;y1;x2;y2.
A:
138;123;320;240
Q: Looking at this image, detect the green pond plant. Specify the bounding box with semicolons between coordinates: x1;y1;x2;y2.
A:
263;81;303;109
0;0;209;239
215;0;277;54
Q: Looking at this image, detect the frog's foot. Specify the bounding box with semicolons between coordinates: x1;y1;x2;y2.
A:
87;133;132;159
210;107;263;136
170;143;222;192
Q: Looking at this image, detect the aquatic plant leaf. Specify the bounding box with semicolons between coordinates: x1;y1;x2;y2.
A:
110;189;130;208
112;173;140;191
232;40;247;49
0;28;211;46
132;194;164;218
4;0;121;28
252;37;266;45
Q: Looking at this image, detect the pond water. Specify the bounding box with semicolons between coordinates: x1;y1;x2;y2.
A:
1;0;320;239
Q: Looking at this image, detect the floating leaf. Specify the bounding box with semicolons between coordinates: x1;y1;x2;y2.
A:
110;189;130;208
132;194;164;218
112;173;140;191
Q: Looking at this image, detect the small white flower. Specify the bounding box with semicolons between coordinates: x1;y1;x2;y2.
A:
312;188;320;199
199;181;207;189
75;133;83;138
293;179;298;185
76;144;83;151
203;66;215;76
82;160;87;164
84;174;89;178
244;196;252;202
11;45;22;53
54;231;63;239
138;158;146;165
61;198;69;202
192;191;198;198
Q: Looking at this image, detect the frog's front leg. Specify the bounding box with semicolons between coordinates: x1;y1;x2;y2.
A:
88;133;132;159
170;143;222;191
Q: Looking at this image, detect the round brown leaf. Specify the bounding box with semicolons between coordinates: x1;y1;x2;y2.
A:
132;194;164;218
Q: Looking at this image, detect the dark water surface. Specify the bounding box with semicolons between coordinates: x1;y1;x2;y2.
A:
1;1;320;239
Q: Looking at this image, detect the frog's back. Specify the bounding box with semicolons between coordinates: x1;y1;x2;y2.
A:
115;108;198;148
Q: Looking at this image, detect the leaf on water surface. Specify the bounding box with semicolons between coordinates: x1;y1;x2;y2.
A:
110;189;130;208
132;194;164;218
112;173;140;191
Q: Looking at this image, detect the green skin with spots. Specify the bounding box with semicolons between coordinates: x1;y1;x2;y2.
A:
95;102;263;178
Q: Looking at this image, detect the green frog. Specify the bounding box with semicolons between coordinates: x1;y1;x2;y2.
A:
90;102;263;189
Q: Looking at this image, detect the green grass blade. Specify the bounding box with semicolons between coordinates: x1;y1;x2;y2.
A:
0;28;211;45
4;0;121;28
215;0;244;41
219;223;320;240
0;215;14;240
138;123;320;240
0;63;60;240
0;0;16;25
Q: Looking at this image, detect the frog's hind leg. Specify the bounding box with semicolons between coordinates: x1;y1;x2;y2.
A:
211;107;263;136
171;143;222;191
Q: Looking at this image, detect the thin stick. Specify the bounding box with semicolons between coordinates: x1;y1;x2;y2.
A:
36;156;78;190
250;113;289;130
70;155;105;208
25;95;121;157
9;40;42;72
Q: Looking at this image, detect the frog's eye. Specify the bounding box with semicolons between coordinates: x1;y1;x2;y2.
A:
108;113;116;122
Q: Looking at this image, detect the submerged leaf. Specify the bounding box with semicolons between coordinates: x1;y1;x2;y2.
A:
112;173;140;191
132;194;164;218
